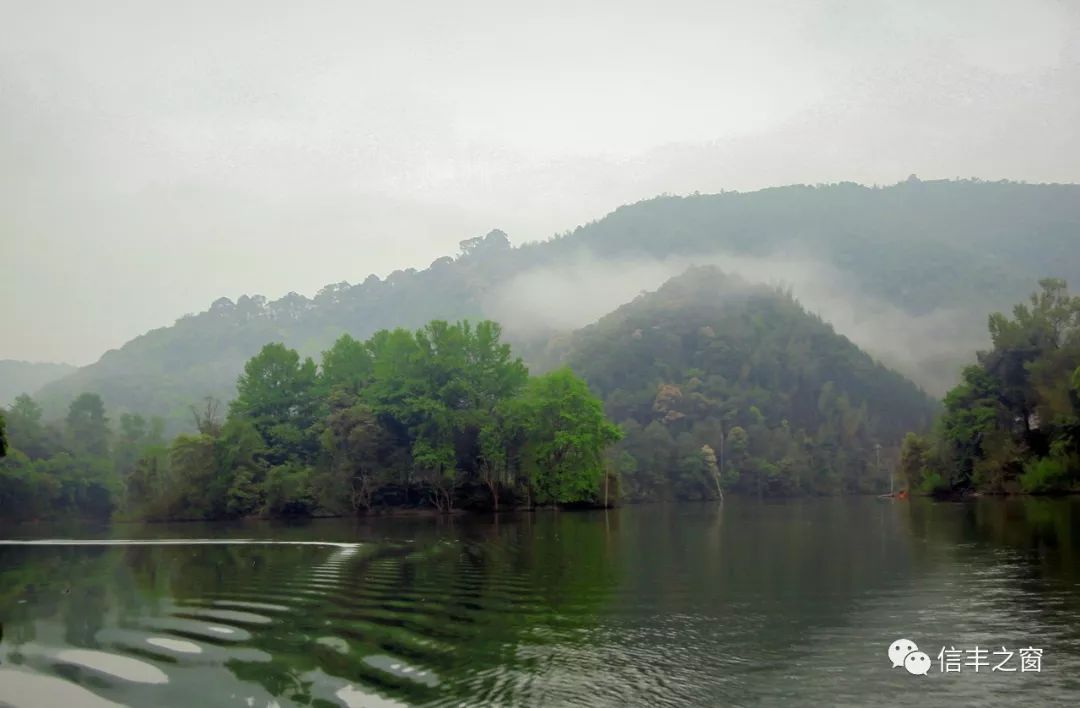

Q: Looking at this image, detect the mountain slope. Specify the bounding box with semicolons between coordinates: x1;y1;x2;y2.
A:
35;179;1080;425
559;266;939;499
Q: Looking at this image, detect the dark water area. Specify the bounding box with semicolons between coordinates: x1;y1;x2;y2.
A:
1;498;1079;707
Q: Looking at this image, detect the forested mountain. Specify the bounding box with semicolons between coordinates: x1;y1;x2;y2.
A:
0;360;76;406
560;267;939;499
33;179;1080;428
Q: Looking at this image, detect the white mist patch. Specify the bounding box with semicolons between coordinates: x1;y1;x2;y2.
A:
486;248;988;394
486;253;695;333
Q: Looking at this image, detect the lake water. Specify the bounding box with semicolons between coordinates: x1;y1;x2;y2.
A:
1;498;1079;707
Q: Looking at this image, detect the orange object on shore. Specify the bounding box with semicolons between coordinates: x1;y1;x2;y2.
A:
896;489;909;500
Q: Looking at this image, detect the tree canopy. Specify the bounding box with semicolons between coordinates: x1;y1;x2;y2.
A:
2;320;622;521
902;279;1080;494
120;320;620;519
560;267;938;499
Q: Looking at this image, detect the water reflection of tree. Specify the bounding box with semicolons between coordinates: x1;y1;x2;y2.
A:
0;546;146;649
226;515;621;706
902;496;1080;588
0;518;618;706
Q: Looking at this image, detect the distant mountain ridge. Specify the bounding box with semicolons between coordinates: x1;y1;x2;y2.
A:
32;179;1080;426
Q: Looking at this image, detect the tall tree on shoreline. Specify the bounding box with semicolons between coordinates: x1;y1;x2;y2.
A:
904;279;1080;494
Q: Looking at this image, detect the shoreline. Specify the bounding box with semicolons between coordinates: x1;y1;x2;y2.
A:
9;492;1080;529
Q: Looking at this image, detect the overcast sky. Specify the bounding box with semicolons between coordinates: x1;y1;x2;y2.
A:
3;0;1078;365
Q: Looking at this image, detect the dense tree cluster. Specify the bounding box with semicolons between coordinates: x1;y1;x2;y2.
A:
561;267;938;499
0;392;164;520
126;320;621;519
901;279;1080;494
10;277;1078;520
2;320;620;521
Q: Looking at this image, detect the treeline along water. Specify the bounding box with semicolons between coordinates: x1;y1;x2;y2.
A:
2;498;1080;706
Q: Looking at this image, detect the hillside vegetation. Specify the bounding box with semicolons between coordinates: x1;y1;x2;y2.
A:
560;267;939;499
1;321;620;520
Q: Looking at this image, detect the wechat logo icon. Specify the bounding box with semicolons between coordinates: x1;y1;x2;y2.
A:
889;638;931;676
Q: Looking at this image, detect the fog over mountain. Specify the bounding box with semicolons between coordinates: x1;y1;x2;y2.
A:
21;179;1079;429
486;249;985;396
3;0;1079;365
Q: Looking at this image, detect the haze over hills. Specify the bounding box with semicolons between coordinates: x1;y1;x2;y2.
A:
557;266;939;498
4;4;1080;703
0;361;76;407
29;178;1080;427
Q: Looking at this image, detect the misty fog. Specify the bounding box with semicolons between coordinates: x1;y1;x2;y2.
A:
2;0;1078;365
486;251;987;395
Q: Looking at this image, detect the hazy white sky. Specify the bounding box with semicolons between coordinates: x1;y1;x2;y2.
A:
3;0;1078;364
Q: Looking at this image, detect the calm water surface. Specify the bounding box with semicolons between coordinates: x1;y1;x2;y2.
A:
1;498;1079;707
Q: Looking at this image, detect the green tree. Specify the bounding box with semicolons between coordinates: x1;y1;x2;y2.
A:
898;433;928;490
66;393;110;457
906;279;1080;495
725;426;749;489
264;463;315;516
476;407;521;511
5;395;49;458
231;343;320;466
316;393;392;513
938;365;1004;488
216;419;266;517
517;368;622;505
320;334;373;396
113;413;149;478
112;318;624;519
167;433;220;518
124;447;168;518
